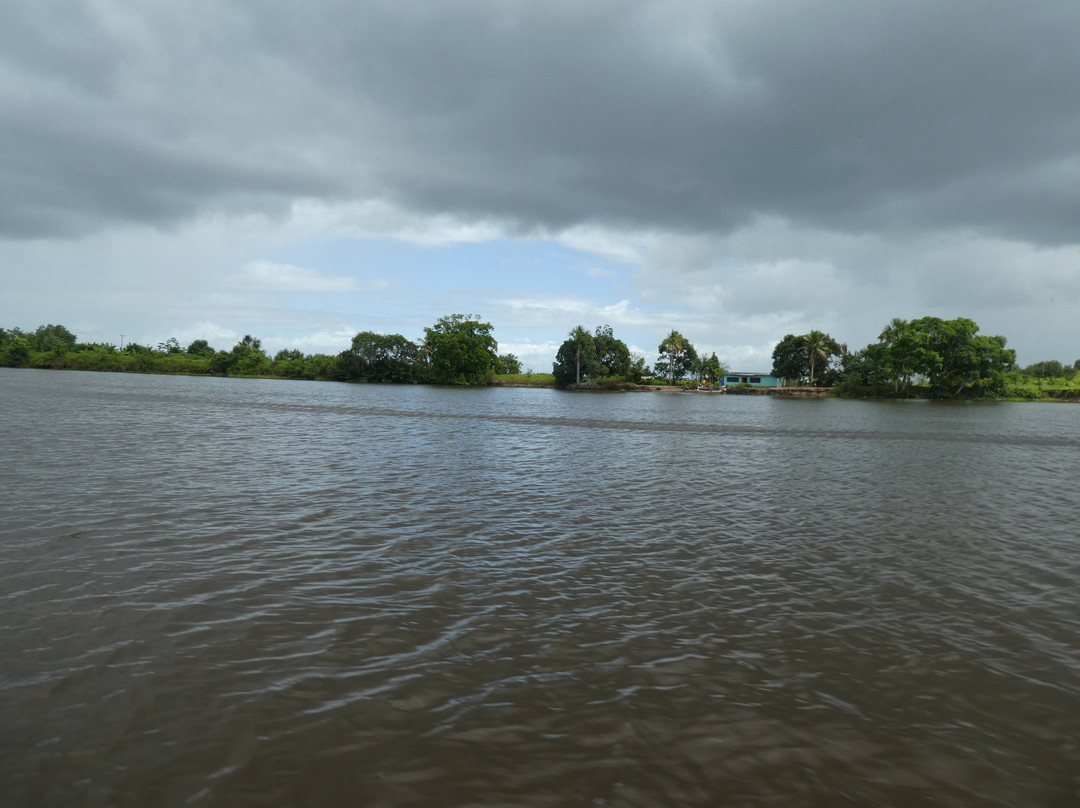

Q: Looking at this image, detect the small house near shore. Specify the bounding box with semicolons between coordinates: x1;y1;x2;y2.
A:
723;372;779;388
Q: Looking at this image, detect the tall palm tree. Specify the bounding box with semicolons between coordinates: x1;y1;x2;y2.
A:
878;318;908;347
658;330;687;385
568;325;591;384
804;330;831;386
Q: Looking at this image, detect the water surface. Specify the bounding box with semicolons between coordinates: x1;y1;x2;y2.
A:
2;369;1078;806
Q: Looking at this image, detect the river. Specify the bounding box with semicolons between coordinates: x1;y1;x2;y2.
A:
2;368;1078;807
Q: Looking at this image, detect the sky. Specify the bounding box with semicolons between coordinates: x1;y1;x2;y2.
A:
4;0;1080;372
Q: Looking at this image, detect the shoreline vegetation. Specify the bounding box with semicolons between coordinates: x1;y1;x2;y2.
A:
3;315;1080;402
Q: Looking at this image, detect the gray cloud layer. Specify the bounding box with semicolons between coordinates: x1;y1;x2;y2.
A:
6;0;1080;246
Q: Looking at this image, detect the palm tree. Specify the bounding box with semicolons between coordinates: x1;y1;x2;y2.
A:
568;325;591;384
878;318;908;347
658;330;687;385
804;330;831;386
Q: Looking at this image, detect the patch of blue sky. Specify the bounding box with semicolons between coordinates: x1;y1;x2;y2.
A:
269;236;627;300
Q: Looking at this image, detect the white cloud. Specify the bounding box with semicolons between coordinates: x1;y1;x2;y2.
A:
556;226;649;267
496;339;561;375
172;321;240;351
261;327;359;357
288;199;509;247
227;260;367;294
499;296;594;319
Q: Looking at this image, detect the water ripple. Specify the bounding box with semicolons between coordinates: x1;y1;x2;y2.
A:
2;371;1080;806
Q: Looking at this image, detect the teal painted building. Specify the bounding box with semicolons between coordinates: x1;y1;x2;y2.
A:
723;372;780;388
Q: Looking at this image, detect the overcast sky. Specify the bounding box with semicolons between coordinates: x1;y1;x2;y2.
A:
4;0;1080;370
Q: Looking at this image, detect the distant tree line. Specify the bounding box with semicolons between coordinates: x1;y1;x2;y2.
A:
552;325;725;388
0;318;728;391
5;315;1078;399
548;316;1075;399
1018;359;1080;378
769;316;1080;399
0;315;519;387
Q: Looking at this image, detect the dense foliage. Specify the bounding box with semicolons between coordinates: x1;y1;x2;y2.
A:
5;314;1078;400
552;325;635;386
764;317;1028;399
1021;359;1072;379
593;325;633;380
698;352;725;385
654;330;698;384
549;325;722;388
842;317;1015;398
422;314;499;385
771;331;844;386
495;353;522;375
338;331;422;384
0;315;504;386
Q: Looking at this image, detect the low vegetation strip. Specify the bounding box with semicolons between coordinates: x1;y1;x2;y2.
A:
4;316;1080;401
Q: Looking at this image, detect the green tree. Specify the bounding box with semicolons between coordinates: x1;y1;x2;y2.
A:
1;335;31;367
771;334;807;384
877;319;923;394
905;317;1014;397
592;325;631;379
495;353;522;374
655;330;697;384
306;354;343;381
804;330;842;386
553;325;597;386
847;317;1014;398
157;337;183;355
271;348;308;379
772;331;841;385
878;317;909;347
422;314;498;385
186;339;214;357
215;335;269;376
339;331;421;383
699;352;725;385
209;350;234;375
117;342;156;373
1021;360;1065;378
29;324;77;353
842;343;891;391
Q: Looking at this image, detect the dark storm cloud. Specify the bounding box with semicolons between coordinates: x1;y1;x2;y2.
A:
4;0;1080;244
0;118;334;237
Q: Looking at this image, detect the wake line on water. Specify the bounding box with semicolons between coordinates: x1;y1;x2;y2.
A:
276;401;1079;448
76;384;1077;448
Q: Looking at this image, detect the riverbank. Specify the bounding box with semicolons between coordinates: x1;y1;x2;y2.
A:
493;378;687;393
8;364;1080;401
493;378;832;396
